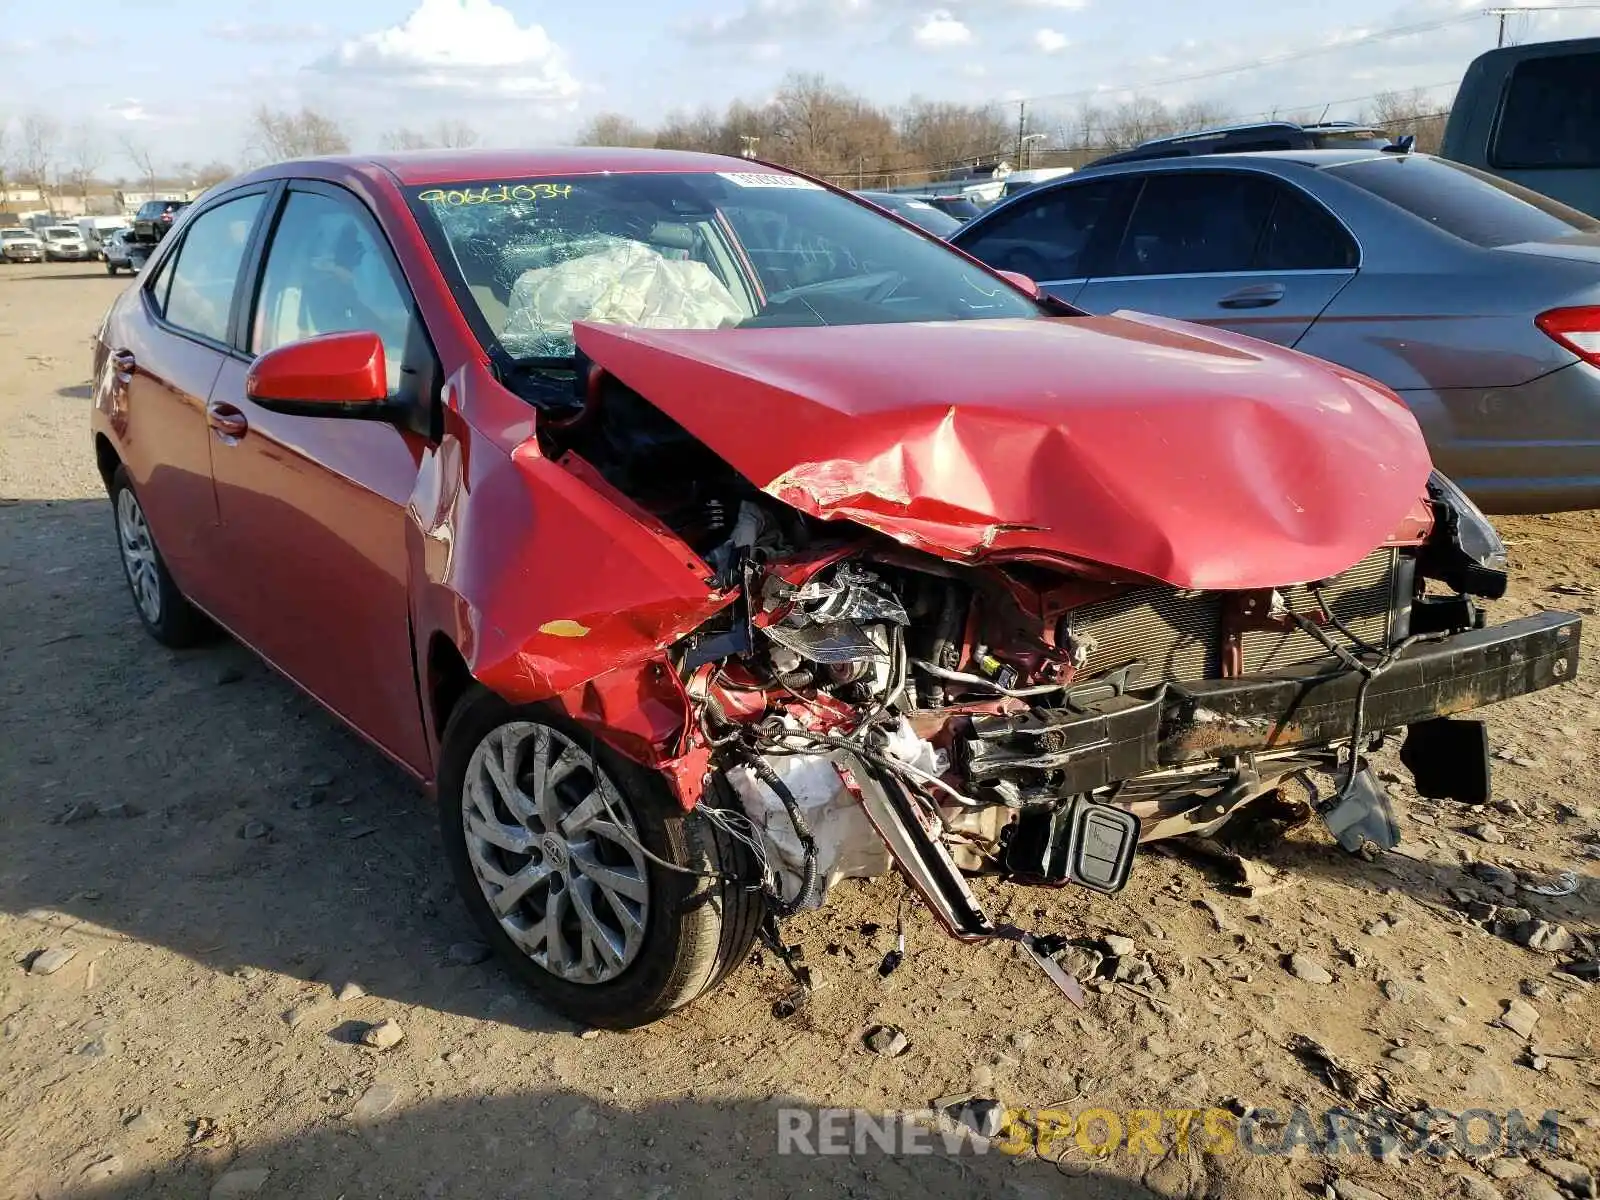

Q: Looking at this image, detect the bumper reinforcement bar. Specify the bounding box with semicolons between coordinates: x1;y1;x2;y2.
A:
962;611;1581;798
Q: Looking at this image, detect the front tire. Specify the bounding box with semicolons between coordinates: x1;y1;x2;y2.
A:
106;262;118;275
438;688;761;1028
109;466;210;647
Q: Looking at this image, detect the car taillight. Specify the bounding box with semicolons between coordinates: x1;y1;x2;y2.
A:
1536;306;1600;367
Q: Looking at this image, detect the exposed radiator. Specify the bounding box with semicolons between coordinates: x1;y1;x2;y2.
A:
1063;548;1399;683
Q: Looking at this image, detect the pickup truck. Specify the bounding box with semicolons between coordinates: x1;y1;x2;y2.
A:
1441;36;1600;217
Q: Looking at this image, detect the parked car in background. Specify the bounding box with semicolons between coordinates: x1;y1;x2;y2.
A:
1088;120;1396;168
102;228;142;275
922;193;986;221
78;216;131;260
40;226;89;261
995;166;1074;200
851;190;964;236
952;149;1600;513
130;198;191;243
1;227;45;263
90;147;1580;1029
1442;36;1600;218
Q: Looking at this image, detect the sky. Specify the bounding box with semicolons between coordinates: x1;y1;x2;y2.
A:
2;0;1600;175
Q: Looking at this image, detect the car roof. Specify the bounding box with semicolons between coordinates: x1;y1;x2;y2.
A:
1069;147;1400;179
268;147;763;187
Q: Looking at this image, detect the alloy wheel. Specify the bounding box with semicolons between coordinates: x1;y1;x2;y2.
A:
462;722;651;985
116;488;161;625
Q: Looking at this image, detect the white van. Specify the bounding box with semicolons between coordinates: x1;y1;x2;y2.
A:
77;216;130;260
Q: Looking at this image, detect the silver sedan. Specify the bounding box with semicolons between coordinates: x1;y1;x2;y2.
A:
951;150;1600;513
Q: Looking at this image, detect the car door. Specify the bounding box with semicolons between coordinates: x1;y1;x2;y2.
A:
1073;169;1360;347
108;189;269;609
205;181;438;774
953;178;1137;304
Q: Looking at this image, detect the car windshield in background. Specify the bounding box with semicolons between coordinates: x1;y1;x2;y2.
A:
930;197;984;221
1329;156;1600;248
863;195;963;237
406;172;1038;361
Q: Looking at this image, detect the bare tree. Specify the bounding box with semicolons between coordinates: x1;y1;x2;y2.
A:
120;135;160;197
247;106;351;161
0;116;11;211
19;113;61;211
897;99;1011;178
65;123;105;205
381;120;481;151
575;111;657;148
1365;87;1452;154
765;73;895;182
194;160;236;188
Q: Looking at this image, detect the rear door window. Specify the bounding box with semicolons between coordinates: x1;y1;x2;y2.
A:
159;194;265;343
954;178;1133;281
1111;173;1276;276
1256;185;1359;270
1491;52;1600;169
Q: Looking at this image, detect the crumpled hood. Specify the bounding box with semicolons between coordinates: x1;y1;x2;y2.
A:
574;313;1433;590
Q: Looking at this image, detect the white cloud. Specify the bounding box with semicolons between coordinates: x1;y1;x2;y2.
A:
1010;0;1087;8
107;100;150;122
321;0;579;101
680;0;869;46
1033;28;1069;53
208;21;330;43
912;9;972;48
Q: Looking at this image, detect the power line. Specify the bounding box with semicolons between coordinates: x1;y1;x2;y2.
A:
998;11;1483;109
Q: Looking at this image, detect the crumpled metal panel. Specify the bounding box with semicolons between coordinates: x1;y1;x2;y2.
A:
573;312;1435;591
409;363;731;801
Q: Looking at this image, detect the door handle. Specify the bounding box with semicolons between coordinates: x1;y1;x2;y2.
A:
206;401;249;441
110;349;136;383
1218;283;1286;309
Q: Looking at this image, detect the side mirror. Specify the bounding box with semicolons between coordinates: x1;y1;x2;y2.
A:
996;269;1043;300
246;331;390;417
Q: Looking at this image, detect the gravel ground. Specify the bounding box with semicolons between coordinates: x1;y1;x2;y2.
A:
1;260;1597;1200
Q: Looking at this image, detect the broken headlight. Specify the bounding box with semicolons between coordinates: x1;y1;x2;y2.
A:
1419;470;1508;600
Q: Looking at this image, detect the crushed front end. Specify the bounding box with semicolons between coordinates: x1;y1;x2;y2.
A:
509;332;1582;1003
655;473;1579;970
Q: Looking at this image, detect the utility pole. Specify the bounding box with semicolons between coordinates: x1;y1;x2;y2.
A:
1485;5;1600;48
1015;101;1027;168
739;135;759;159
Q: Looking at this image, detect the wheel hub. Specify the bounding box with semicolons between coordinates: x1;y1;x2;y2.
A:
461;722;650;985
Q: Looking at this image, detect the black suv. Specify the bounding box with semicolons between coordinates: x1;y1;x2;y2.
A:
130;199;192;244
1087;120;1397;168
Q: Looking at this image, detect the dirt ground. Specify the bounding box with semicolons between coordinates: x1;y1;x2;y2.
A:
1;260;1596;1200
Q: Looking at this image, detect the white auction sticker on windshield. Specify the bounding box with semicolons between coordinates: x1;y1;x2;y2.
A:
717;172;823;189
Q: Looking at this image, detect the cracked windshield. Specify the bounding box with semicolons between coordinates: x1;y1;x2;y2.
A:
409;171;1040;360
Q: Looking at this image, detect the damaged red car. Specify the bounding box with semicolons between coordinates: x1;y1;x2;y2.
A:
90;149;1582;1027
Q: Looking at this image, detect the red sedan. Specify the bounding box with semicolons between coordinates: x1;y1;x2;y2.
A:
91;149;1580;1028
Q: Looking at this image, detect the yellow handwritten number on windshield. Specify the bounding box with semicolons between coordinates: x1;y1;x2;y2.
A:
418;184;573;206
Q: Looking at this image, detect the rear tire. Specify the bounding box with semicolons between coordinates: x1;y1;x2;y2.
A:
438;687;761;1028
109;465;210;647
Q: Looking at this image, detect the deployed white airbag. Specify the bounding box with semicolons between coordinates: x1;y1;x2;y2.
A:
501;240;746;348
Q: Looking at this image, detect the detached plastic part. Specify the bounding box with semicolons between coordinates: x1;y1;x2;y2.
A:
1317;767;1401;854
1004;798;1140;893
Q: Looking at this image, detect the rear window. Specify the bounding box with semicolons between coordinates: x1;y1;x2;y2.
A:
1328;156;1600;247
1491;51;1600;170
